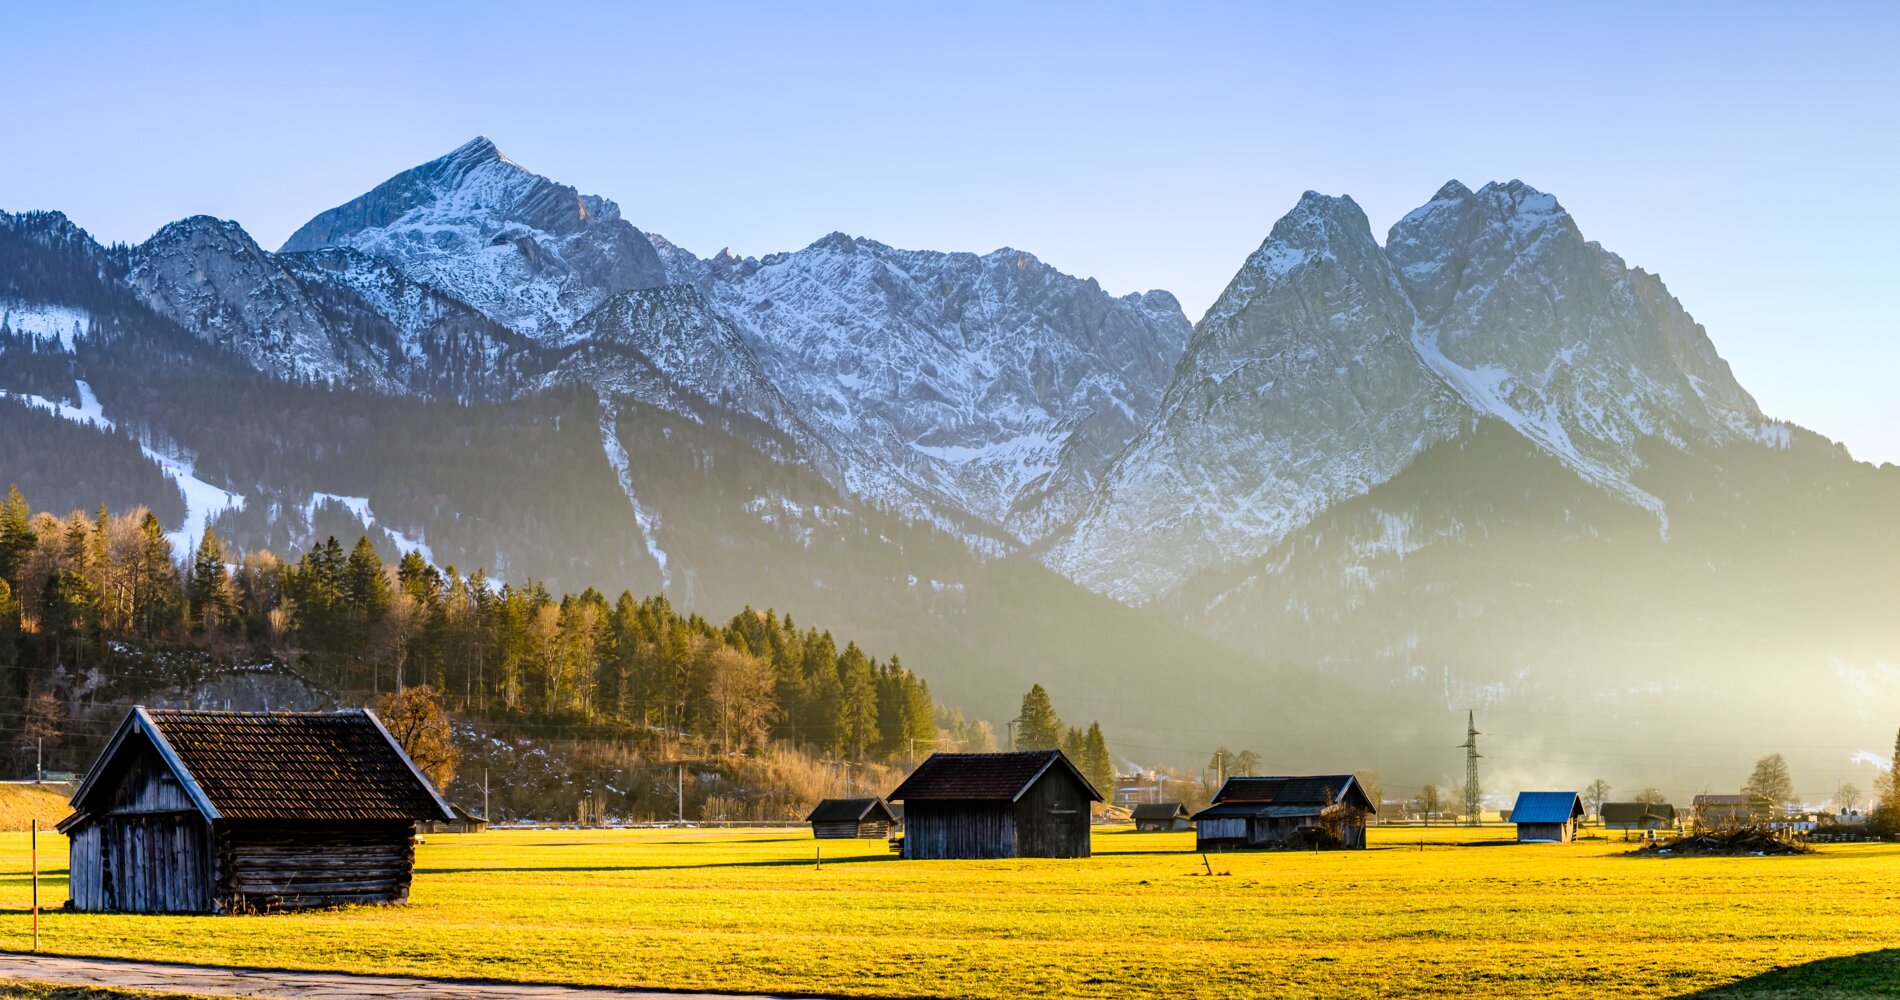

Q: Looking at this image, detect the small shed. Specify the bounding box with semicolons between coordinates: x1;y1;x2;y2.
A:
1191;775;1374;850
422;803;489;834
806;797;897;839
887;750;1101;859
1600;802;1674;831
60;707;452;913
1510;791;1585;843
1131;802;1192;832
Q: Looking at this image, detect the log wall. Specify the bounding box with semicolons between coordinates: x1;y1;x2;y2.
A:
215;821;418;911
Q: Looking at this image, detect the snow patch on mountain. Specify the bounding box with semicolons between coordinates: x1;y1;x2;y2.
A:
1;301;91;350
598;405;670;588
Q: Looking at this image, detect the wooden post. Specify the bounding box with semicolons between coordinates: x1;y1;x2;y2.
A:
31;818;39;951
815;845;822;870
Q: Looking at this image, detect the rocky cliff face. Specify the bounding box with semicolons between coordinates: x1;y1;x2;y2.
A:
1051;181;1784;604
686;233;1190;544
281;137;669;343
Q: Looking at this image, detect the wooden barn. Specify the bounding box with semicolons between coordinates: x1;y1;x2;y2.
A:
1191;775;1375;850
1510;791;1585;843
60;707;453;914
421;803;489;834
887;750;1101;859
806;797;897;839
1691;794;1774;829
1131;802;1191;832
1600;801;1675;832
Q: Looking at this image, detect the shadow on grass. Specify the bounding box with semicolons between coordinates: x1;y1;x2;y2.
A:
1673;950;1900;998
416;853;898;875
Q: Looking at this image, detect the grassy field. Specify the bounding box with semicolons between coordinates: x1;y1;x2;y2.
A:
0;787;72;834
3;825;1898;999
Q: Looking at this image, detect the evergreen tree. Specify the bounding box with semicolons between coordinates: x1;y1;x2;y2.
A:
1081;722;1114;798
1016;684;1063;751
835;642;878;760
187;527;234;634
0;484;37;588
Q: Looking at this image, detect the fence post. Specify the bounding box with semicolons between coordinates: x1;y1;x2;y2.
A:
31;818;40;952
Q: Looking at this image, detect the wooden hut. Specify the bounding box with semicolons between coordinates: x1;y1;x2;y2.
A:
1600;802;1674;832
1191;775;1374;850
1131;802;1191;832
887;750;1101;859
60;707;453;914
421;802;489;834
806;797;897;839
1510;791;1585;842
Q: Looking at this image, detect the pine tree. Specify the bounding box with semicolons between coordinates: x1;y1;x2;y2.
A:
187;527;234;634
0;484;36;587
1016;684;1063;751
835;642;878;760
1081;721;1114;798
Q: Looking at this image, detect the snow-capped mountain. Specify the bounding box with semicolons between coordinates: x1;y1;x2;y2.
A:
1051;181;1786;603
126;215;527;397
690;233;1190;544
281;137;669;343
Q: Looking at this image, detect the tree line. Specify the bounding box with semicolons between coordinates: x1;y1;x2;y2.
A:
0;485;982;770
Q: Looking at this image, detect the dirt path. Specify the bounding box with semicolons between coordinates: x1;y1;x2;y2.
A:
0;954;813;999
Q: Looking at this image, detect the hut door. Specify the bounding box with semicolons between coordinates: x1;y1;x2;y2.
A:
106;814;211;913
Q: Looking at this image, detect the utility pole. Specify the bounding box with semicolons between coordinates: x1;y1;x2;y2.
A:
1459;710;1483;826
36;738;43;783
677;763;685;823
482;768;490;822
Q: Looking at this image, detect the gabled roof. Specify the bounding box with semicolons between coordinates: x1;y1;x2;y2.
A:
1601;802;1675;824
1211;775;1372;813
71;707;453;823
887;750;1103;803
1131;802;1189;821
806;797;896;824
1510;791;1585;825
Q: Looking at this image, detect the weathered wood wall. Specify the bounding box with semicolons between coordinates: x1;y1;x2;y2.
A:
1012;769;1091;858
813;820;889;839
903;802;1015;859
216;821;417;911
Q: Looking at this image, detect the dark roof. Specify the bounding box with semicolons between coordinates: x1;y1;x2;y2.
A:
1601;802;1675;824
71;707;453;823
806;797;896;824
1693;794;1771;808
1511;791;1585;825
1211;775;1372;812
1131;802;1189;821
1191;801;1272;820
887;750;1102;803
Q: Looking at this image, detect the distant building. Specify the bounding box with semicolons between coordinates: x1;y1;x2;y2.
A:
1191;775;1374;850
888;750;1101;859
1691;794;1775;829
1600;802;1675;832
1130;802;1191;832
61;707;452;914
422;802;489;834
1510;792;1585;843
806;797;897;839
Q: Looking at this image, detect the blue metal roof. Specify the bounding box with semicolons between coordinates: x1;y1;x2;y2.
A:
1511;791;1584;824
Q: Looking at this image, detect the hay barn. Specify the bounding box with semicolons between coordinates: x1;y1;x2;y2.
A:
60;707;452;914
1191;775;1374;850
421;802;489;834
1510;791;1585;842
1131;802;1191;832
888;750;1101;859
806;797;897;839
1600;802;1674;831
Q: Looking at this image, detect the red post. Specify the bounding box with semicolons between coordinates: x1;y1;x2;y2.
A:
31;818;40;951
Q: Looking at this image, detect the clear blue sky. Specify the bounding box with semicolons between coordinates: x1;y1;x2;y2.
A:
5;2;1896;463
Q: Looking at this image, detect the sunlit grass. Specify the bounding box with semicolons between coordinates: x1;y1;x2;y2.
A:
3;825;1896;998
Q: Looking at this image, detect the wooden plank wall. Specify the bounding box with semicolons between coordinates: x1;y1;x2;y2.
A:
217;821;417;911
66;823;104;912
903;803;1015;859
1012;770;1091;858
102;814;213;913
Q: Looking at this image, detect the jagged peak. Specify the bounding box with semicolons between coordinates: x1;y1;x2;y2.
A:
1431;179;1474;202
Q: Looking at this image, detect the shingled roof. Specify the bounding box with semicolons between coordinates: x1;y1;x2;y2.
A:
71;707;453;823
1210;775;1372;812
806;797;896;824
887;750;1103;803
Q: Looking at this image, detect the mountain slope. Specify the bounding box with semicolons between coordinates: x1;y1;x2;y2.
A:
1052;181;1793;604
282;137;669;342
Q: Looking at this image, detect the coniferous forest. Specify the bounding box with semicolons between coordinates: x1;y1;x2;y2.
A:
0;484;1108;821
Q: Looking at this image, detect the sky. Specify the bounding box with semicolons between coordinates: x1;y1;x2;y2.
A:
4;1;1897;463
